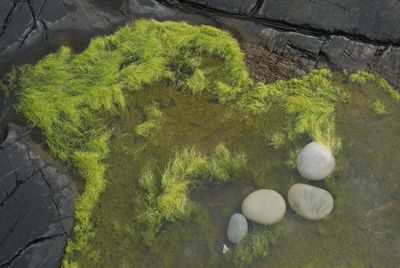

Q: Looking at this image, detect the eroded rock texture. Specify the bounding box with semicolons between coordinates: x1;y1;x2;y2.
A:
0;0;127;75
0;124;75;268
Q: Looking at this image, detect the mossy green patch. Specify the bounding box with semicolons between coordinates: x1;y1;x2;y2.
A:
227;225;286;266
134;103;164;139
237;69;349;154
349;70;400;103
137;144;246;246
370;99;386;115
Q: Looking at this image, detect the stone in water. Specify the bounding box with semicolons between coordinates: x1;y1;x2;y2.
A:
297;142;335;180
241;189;286;225
288;183;334;220
227;213;248;244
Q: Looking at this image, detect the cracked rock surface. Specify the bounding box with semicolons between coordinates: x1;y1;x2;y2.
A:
179;0;400;44
0;124;76;268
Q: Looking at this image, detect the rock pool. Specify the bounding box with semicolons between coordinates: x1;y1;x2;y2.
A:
75;74;400;267
2;19;399;268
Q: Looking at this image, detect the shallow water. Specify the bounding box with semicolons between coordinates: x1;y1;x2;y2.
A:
76;75;400;268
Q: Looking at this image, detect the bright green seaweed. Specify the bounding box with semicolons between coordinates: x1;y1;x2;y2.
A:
10;19;400;267
137;144;246;246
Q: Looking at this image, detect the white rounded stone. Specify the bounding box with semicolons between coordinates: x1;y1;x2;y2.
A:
241;189;286;225
226;213;248;244
296;142;335;180
288;183;334;220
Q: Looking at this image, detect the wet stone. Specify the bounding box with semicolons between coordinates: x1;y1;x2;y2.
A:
297;142;335;181
227;213;248;244
288;183;334;220
241;189;286;225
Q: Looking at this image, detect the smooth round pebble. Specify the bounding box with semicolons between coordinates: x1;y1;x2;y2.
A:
297;142;335;180
288;183;334;220
241;189;286;225
227;213;248;244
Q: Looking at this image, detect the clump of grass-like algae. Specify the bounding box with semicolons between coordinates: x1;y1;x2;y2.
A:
134;103;164;139
137;144;246;246
227;225;287;266
349;70;400;103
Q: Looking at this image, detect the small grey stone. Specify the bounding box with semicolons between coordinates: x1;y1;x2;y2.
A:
227;213;248;244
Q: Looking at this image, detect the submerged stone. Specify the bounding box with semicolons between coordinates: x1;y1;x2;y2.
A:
288;183;334;220
241;189;286;225
227;213;248;244
297;142;335;180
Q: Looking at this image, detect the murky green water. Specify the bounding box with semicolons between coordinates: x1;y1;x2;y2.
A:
76;75;400;268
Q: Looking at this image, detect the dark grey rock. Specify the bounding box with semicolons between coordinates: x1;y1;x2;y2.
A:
287;33;324;58
0;125;75;267
320;36;377;71
120;0;166;15
372;46;400;86
53;186;74;220
0;173;17;204
0;174;60;265
0;149;13;180
42;166;70;191
181;0;400;43
187;0;207;5
254;0;400;43
61;217;74;235
8;235;67;268
2;138;34;182
240;0;259;16
0;125;22;147
207;0;242;15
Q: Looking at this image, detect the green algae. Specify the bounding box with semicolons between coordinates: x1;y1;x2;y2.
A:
370;99;386;115
134;103;164;139
8;18;400;268
137;144;246;246
237;69;348;154
228;225;287;266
